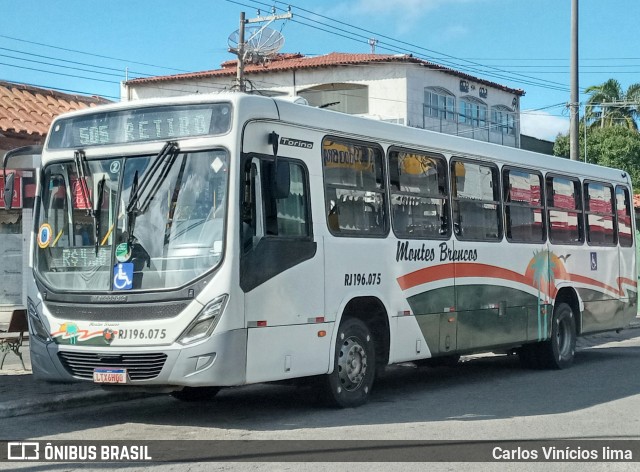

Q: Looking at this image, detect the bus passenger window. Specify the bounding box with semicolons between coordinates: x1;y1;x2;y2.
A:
503;168;545;243
546;176;583;245
389;149;449;239
322;137;386;237
584;182;615;246
616;186;633;247
451;159;501;241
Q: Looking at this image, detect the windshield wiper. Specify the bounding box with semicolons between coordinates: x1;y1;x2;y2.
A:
125;141;180;242
94;175;106;254
74;149;103;253
73;150;94;217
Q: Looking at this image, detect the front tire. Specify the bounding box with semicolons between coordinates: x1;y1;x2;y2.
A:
322;318;376;408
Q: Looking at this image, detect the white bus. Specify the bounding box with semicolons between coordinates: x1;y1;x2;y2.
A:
4;93;637;407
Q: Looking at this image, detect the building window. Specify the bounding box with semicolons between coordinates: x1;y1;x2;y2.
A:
299;83;368;114
459;98;487;128
424;88;456;122
492;106;515;135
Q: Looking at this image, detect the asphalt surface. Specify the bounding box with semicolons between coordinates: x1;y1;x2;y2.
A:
1;316;639;419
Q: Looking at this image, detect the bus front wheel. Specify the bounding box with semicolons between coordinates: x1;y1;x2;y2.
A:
323;318;376;408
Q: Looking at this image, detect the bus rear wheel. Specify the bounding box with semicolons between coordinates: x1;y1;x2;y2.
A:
322;318;376;408
170;386;221;402
538;302;577;369
520;302;576;370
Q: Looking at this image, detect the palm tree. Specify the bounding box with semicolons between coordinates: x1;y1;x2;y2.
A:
584;79;640;130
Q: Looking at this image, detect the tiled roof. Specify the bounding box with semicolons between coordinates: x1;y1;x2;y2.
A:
125;52;525;96
0;81;110;138
633;194;640;209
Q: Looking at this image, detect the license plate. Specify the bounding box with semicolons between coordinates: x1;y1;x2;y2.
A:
93;368;127;384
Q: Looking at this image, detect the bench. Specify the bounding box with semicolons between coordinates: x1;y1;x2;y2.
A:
0;309;28;370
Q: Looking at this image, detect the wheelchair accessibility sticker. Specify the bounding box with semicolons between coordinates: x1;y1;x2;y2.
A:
113;262;133;290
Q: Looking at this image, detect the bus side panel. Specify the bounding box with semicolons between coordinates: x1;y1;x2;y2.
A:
245;323;332;383
453;237;546;352
574;245;627;333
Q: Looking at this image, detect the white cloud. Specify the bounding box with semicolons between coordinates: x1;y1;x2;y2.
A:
352;0;477;14
325;0;482;37
520;111;569;141
440;24;469;42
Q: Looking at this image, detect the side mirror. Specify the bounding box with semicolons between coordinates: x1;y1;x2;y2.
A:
268;131;290;199
273;161;290;199
3;172;15;210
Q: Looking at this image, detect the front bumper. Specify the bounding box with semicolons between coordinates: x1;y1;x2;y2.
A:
29;328;248;388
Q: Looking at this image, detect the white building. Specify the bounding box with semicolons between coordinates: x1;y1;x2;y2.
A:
123;52;525;148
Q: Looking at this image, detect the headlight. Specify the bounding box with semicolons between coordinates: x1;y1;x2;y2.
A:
177;294;228;345
27;297;51;343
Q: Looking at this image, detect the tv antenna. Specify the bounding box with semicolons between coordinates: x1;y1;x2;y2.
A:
228;26;285;62
229;8;293;92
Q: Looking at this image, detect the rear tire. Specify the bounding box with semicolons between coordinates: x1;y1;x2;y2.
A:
537;302;576;369
519;303;577;369
322;318;376;408
170;386;221;402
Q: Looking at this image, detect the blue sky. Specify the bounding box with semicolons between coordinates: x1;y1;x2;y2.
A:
2;0;639;140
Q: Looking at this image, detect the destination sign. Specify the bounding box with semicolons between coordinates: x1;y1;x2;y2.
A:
47;103;232;149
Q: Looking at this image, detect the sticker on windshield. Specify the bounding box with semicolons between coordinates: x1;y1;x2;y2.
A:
115;242;131;262
110;161;121;174
113;263;134;290
37;223;53;248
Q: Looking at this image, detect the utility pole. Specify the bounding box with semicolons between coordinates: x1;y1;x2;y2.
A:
569;0;579;160
231;8;292;92
236;12;246;92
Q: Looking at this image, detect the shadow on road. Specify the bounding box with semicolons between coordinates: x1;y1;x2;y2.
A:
4;333;640;438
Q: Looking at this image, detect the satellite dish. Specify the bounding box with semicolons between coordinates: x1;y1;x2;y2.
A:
228;26;285;61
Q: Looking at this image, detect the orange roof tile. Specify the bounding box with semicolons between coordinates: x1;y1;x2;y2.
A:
633;194;640;209
125;52;525;96
0;81;110;138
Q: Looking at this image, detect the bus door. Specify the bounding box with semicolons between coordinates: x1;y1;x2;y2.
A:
615;185;638;325
240;123;327;383
451;161;540;351
616;185;638;325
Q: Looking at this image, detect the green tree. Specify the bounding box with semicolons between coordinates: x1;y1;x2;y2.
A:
554;125;640;190
585;79;640;130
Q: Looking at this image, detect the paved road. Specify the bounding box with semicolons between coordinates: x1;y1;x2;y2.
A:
1;329;640;470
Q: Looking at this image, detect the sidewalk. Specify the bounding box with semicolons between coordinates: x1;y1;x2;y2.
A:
0;339;152;419
1;317;640;419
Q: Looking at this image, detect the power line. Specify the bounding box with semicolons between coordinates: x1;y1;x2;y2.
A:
0;34;190;73
254;0;574;93
0;46;156;78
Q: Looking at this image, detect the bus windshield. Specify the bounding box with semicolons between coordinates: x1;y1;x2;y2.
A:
35;149;228;291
